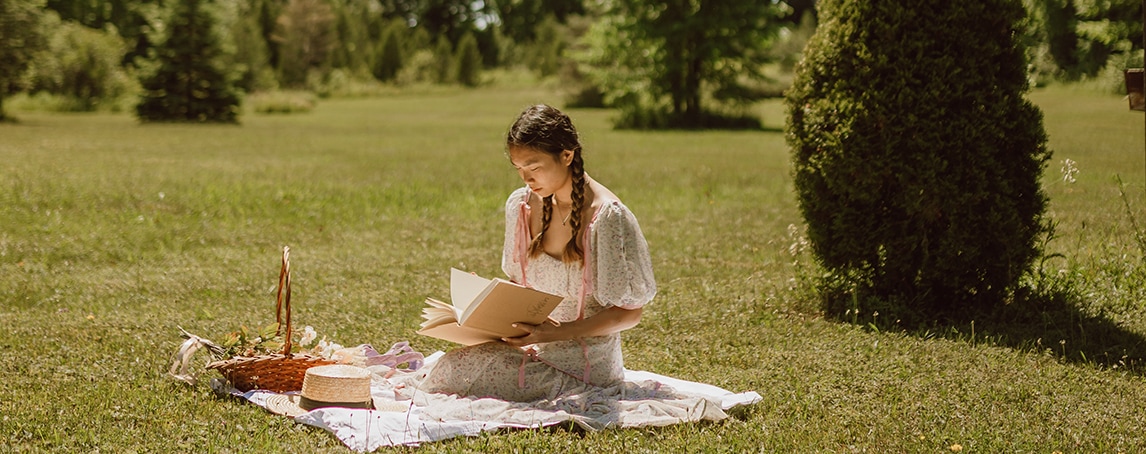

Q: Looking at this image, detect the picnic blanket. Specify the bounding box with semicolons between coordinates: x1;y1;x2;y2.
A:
221;350;761;450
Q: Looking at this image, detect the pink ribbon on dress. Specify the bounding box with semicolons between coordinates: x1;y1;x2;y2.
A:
512;189;603;389
515;189;532;287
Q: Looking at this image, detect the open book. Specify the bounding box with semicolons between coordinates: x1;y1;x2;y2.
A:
417;268;565;345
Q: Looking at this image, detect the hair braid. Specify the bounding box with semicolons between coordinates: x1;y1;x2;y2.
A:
529;195;554;258
563;149;586;263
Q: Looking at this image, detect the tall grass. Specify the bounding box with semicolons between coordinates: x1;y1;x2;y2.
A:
0;84;1144;452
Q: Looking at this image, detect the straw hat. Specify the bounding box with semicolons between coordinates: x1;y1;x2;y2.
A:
265;364;375;417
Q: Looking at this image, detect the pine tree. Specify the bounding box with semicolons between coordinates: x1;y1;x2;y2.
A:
454;32;482;87
136;0;240;123
433;36;454;84
374;22;404;82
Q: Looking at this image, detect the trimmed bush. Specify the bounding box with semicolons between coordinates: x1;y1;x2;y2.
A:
785;0;1052;324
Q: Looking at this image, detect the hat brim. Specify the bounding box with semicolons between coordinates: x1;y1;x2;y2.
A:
264;394;408;417
264;394;309;417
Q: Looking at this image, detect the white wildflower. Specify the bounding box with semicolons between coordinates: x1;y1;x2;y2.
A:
314;337;344;359
1060;158;1078;183
299;325;317;346
786;224;809;256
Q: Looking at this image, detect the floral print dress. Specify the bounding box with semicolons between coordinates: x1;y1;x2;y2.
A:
415;187;656;402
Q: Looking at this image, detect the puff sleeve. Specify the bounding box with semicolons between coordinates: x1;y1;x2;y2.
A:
589;201;656;309
501;187;531;284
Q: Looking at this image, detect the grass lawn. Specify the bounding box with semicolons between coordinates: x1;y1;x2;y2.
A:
1;83;1144;452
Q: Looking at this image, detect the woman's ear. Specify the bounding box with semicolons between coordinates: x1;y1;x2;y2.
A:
561;149;574;166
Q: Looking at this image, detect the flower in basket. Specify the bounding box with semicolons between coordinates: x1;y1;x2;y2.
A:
218;322;289;358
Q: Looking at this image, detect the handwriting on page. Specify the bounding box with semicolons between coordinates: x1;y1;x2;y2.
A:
524;297;556;317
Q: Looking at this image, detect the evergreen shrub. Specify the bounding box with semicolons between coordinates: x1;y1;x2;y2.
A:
373;21;405;82
136;0;240;123
785;0;1052;323
455;32;482;87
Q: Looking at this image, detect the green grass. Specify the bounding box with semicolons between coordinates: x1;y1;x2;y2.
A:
1;84;1144;452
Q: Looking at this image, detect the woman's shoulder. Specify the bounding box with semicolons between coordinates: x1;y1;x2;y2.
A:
587;178;627;219
589;195;637;229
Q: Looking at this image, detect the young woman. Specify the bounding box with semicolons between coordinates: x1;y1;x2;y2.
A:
416;104;656;401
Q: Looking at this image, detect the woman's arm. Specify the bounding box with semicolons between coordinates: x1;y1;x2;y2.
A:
501;306;642;347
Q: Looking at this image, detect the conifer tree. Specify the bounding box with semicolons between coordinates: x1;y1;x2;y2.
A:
374;22;404;82
136;0;240;123
785;0;1051;323
454;32;482;87
433;36;454;84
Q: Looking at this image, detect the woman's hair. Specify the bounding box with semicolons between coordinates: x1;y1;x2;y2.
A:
507;104;586;263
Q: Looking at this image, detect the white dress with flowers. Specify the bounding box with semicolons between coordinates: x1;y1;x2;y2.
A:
414;187;657;402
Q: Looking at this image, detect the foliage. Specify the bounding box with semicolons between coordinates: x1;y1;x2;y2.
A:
576;0;781;128
785;0;1052;324
273;0;337;89
135;0;241;123
522;14;565;77
558;13;606;107
45;0;159;65
24;13;136;111
219;322;287;358
416;0;491;45
454;32;483;87
494;0;585;44
329;0;378;75
433;35;454;83
224;0;279;93
0;0;47;120
374;19;406;82
770;9;818;73
1023;0;1143;84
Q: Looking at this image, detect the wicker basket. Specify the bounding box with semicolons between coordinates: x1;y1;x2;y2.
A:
207;247;336;393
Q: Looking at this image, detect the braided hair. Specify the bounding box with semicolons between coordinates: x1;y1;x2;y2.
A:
507;104;586;263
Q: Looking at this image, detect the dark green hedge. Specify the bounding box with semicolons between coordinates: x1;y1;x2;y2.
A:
785;0;1051;323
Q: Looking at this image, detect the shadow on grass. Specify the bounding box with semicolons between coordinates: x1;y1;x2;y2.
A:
827;289;1146;376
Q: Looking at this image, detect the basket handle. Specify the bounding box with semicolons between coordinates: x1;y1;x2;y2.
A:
274;246;293;355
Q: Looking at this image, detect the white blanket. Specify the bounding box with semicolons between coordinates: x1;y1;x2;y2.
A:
235;352;761;451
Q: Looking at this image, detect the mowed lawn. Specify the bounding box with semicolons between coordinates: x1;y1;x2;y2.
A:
1;84;1144;452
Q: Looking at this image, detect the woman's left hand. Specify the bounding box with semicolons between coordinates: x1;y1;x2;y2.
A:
501;321;559;347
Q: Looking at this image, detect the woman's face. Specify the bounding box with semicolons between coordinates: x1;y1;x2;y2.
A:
508;146;573;198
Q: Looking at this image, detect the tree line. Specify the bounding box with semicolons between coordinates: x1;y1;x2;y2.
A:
0;0;1142;125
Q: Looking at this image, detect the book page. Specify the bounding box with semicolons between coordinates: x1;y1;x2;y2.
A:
417;322;507;346
450;268;492;314
418;269;564;344
420;298;460;329
460;281;563;336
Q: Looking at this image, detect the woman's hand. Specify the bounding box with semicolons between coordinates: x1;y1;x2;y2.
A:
501;321;559;347
500;306;642;347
